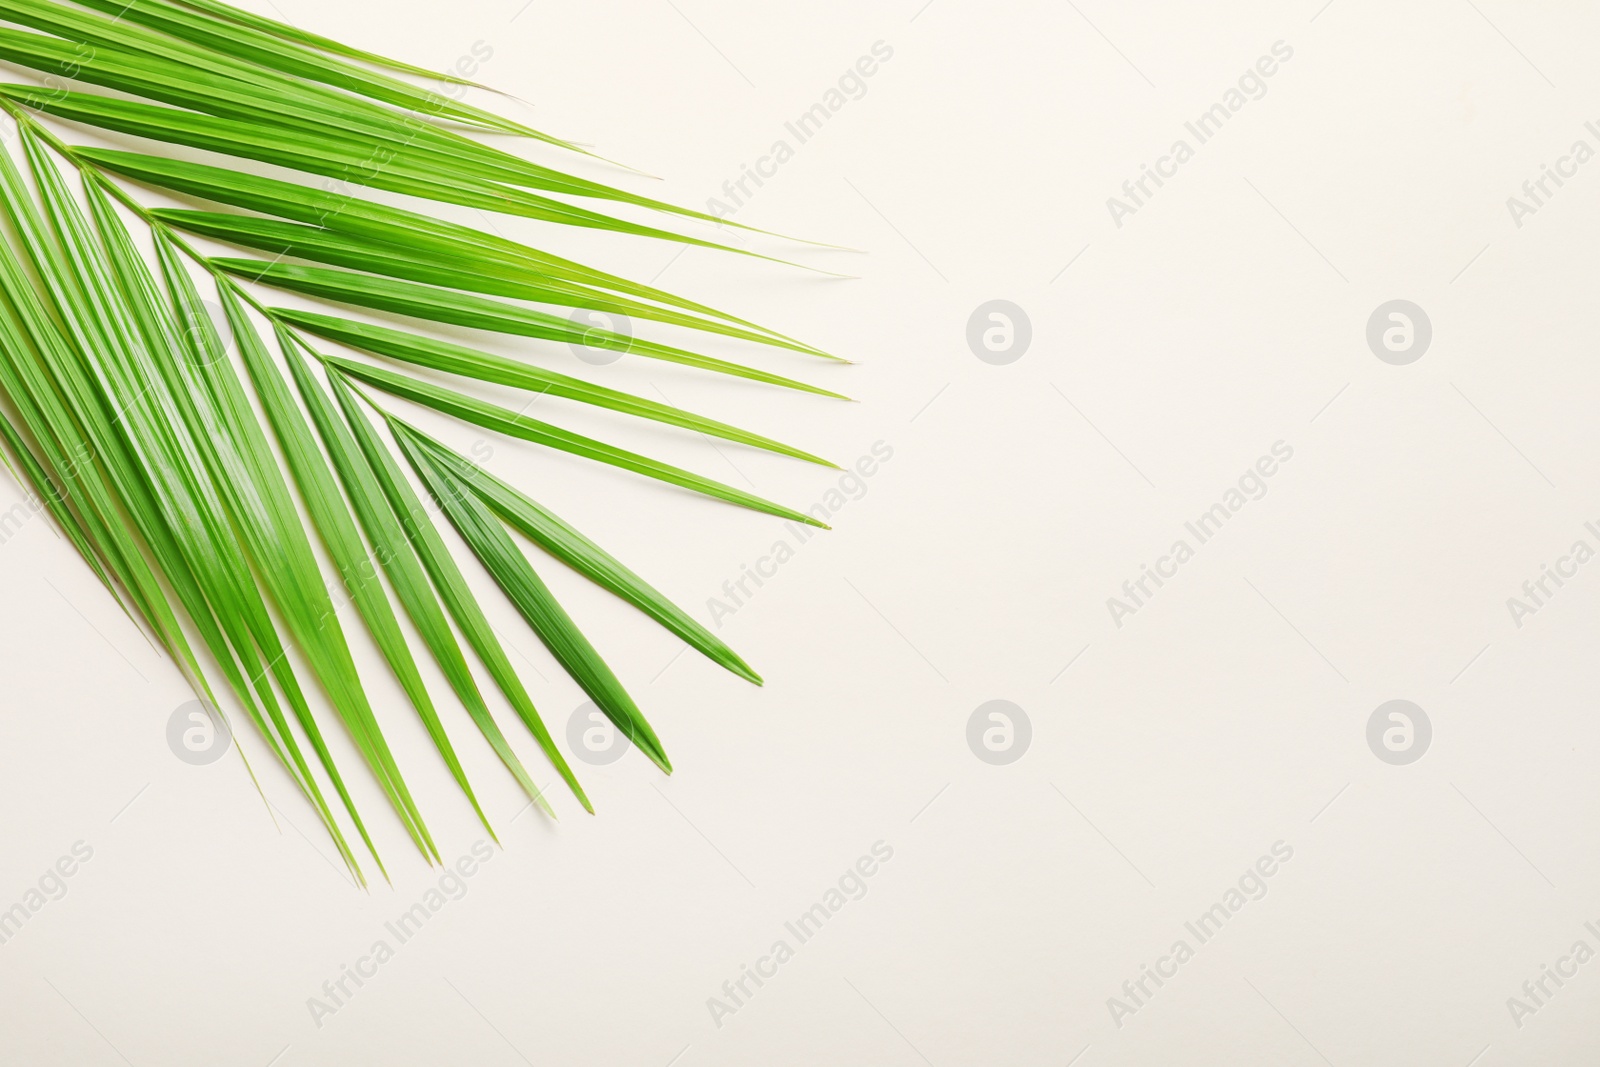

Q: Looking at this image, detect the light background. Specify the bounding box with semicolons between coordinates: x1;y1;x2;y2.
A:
2;0;1599;1063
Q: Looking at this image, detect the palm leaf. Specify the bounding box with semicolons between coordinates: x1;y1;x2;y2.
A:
0;0;844;875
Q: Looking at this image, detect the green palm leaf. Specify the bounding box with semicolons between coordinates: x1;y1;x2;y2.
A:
0;0;845;875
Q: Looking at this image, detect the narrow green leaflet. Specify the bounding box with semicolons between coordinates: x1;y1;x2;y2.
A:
0;0;553;138
0;407;106;588
327;370;591;813
270;315;501;843
220;276;481;863
277;309;834;465
0;29;558;190
86;149;830;352
277;325;555;824
1;85;731;247
0;125;377;878
398;430;671;774
398;420;762;686
0;157;268;789
0;284;197;673
19;0;824;239
147;226;400;880
156;209;840;360
319;352;828;528
217;259;845;397
0;27;771;228
169;0;498;89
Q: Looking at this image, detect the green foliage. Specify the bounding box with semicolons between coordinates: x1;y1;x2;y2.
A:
0;0;838;884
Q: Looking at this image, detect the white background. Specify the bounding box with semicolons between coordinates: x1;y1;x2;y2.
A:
3;0;1600;1063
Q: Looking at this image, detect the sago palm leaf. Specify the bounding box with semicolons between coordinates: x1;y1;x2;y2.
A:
0;0;844;885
